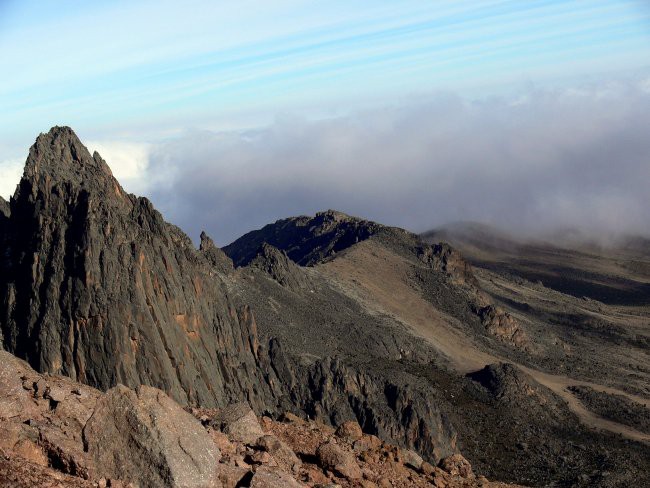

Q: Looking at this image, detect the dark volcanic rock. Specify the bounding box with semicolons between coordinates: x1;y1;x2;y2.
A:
0;127;457;471
0;196;9;219
468;363;555;407
224;209;383;266
267;342;457;463
0;127;277;409
199;230;234;275
248;243;310;290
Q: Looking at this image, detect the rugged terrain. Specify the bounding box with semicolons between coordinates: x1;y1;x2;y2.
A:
0;349;517;488
0;127;649;487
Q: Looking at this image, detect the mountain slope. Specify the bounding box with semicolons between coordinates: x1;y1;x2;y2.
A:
0;128;459;470
1;127;648;487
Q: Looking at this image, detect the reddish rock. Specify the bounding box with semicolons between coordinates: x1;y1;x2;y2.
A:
335;421;363;443
353;434;382;454
256;434;301;473
217;464;251;488
439;453;474;479
249;466;303;487
402;448;424;470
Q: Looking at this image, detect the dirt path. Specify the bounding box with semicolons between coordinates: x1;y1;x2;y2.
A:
320;241;650;444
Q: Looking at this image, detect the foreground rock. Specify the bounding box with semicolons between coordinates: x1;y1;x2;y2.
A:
85;385;220;487
0;349;520;487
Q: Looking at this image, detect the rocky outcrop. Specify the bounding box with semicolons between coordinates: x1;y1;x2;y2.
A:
224;210;383;266
0;128;466;470
468;363;555;407
248;243;310;290
266;344;457;464
419;242;479;288
0;349;518;487
200;230;234;275
84;384;220;488
0;196;9;219
0;349;220;487
0;127;277;409
474;305;527;348
419;242;528;348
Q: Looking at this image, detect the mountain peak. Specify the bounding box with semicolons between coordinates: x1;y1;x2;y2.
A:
17;126;126;206
23;126;115;190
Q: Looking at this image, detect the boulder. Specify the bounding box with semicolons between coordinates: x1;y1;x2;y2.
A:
217;464;251;488
220;403;265;445
439;453;474;479
249;466;303;487
84;384;219;488
402;448;424;470
316;441;362;480
335;421;363;443
256;434;301;473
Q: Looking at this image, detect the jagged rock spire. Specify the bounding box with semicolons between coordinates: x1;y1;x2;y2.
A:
0;127;277;409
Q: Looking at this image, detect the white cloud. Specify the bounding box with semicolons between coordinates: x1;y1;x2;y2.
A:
0;159;23;199
87;141;151;194
136;78;650;245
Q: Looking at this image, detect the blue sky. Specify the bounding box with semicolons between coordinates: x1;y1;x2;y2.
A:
1;1;649;241
2;1;649;142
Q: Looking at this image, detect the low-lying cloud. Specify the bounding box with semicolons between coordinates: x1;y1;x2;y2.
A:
3;78;649;246
141;78;650;245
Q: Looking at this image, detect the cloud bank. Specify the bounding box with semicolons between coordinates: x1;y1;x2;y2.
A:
139;78;650;245
2;78;649;247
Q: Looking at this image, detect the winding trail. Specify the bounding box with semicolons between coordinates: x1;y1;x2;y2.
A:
321;240;650;444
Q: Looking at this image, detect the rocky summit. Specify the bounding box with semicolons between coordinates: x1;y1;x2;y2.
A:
1;127;649;487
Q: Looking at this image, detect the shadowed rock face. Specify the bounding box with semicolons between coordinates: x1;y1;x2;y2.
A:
248;243;310;290
224;210;384;266
199;230;234;275
0;196;9;219
267;345;457;463
0;127;275;409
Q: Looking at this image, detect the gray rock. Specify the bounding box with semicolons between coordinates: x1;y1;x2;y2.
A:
248;243;309;290
402;449;423;470
0;127;280;411
220;402;265;445
256;434;301;473
0;196;9;219
199;230;233;275
224;210;383;267
84;384;219;488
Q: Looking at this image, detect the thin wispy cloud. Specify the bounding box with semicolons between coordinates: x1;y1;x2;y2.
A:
1;1;648;149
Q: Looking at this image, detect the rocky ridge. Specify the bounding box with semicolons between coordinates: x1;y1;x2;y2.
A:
224;210;384;267
0;128;462;473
